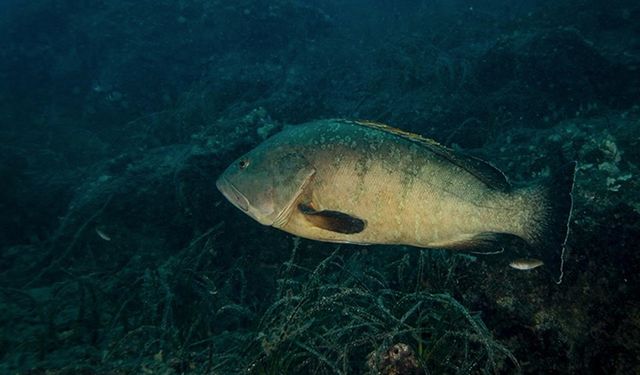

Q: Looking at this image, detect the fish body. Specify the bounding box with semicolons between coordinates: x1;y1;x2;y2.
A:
95;227;111;241
509;258;544;270
217;119;575;280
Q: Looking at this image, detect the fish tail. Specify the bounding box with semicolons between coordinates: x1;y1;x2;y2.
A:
524;161;577;284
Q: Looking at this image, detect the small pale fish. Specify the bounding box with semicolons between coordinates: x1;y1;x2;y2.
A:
217;119;576;282
95;227;112;241
509;258;544;270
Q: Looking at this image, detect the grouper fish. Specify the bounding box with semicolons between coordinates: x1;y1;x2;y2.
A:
217;119;576;282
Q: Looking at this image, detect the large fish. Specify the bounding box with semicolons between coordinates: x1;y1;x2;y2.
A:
217;119;575;282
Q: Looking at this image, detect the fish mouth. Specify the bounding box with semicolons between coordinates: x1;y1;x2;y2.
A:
216;176;249;212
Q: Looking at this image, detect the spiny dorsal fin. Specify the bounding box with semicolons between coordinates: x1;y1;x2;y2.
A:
349;119;511;192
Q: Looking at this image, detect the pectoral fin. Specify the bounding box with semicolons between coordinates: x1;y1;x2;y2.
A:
298;203;366;234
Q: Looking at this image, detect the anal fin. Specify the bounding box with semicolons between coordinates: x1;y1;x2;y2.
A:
437;232;552;274
435;232;527;255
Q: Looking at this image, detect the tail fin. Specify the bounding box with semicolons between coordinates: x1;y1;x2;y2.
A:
527;161;577;284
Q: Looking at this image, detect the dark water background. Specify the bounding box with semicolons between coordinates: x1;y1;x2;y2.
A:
1;0;639;373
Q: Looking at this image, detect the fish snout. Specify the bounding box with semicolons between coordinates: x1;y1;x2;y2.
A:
216;176;249;212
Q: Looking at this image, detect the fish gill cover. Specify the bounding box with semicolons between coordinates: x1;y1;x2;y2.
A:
0;0;639;374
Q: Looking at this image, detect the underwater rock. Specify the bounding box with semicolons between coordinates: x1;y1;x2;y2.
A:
474;27;639;125
2;0;640;372
475;109;640;374
367;343;423;375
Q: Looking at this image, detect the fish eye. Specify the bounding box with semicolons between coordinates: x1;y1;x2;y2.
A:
238;159;250;170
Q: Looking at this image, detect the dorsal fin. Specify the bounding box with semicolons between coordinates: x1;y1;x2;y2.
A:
350;119;512;192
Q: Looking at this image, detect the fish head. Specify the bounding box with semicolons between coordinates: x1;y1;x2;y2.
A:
217;144;315;227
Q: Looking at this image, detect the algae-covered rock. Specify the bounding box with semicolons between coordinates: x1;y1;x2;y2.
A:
474;27;639;126
1;0;640;373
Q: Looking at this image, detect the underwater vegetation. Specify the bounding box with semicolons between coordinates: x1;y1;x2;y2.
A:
1;0;640;374
245;247;518;374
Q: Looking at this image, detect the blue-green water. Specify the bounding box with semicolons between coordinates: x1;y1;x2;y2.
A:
1;1;639;373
